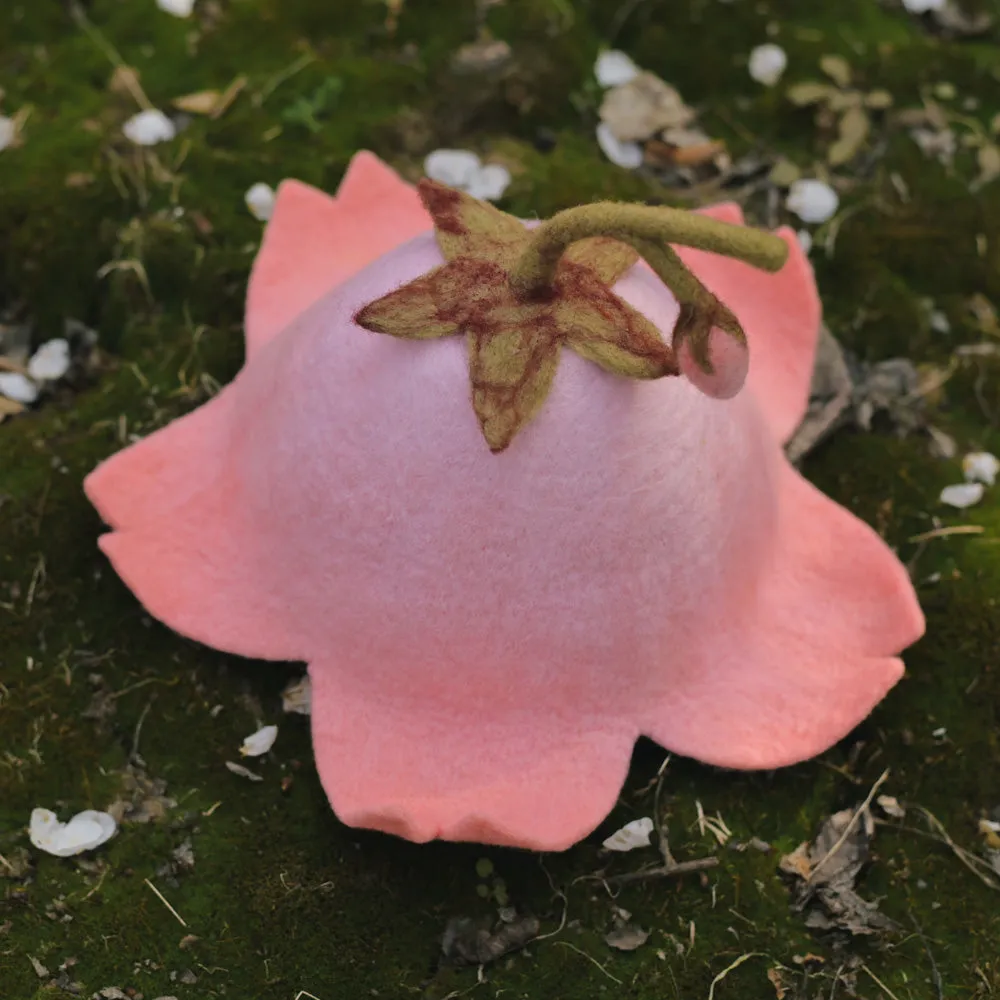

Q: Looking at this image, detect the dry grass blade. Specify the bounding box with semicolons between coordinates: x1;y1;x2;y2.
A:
707;952;766;1000
807;769;889;883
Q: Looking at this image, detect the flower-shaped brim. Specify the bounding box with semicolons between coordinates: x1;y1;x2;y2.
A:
84;153;925;851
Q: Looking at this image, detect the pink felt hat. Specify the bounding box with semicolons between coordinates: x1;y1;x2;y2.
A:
84;151;925;851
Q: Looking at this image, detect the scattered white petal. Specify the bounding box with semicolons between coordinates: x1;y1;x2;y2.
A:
245;182;276;222
796;229;813;254
595;49;640;88
122;109;177;146
0;115;15;151
876;794;906;819
962;451;999;486
281;675;312;715
424;149;482;189
939;482;985;508
596;122;643;169
156;0;196;15
423;149;510;202
240;724;278;757
29;808;117;858
27;338;71;381
225;761;264;781
929;310;950;334
786;179;839;224
0;371;39;404
466;163;511;201
902;0;945;12
602;816;655;852
748;44;788;86
932;726;947;738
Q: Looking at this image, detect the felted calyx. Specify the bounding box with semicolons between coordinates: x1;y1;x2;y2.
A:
355;180;789;452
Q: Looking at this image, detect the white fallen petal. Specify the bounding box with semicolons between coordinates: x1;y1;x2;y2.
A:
602;816;655;852
245;182;276;222
748;44;788;86
0;115;15;151
902;0;945;12
424;149;482;189
596;123;643;170
27;338;71;381
240;724;278;757
29;808;117;858
786;179;839;224
466;163;511;202
939;482;985;508
0;371;40;404
282;675;312;715
157;0;196;15
595;49;640;88
796;229;813;254
123;109;177;146
225;760;264;781
962;451;999;486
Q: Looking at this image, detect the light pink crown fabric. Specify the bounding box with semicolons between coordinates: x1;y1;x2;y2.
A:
84;152;925;850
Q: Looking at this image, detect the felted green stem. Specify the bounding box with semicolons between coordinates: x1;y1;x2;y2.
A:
508;202;789;304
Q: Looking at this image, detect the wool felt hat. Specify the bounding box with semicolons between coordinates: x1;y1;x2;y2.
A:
84;151;926;851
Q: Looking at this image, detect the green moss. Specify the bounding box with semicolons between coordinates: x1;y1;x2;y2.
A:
2;0;1000;997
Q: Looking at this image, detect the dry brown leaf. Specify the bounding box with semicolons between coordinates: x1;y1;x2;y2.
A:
973;143;1000;190
172;90;222;115
787;81;835;107
828;105;871;166
819;54;852;88
599;71;695;142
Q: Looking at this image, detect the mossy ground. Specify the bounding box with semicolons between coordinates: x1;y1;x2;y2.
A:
2;0;1000;997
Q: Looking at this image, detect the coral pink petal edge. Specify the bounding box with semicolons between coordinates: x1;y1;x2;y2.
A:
307;663;639;851
639;462;925;770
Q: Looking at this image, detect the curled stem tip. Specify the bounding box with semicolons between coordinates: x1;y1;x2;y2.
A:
508;202;789;302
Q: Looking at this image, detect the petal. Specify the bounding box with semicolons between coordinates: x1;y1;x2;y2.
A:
308;662;638;850
95;468;305;662
683;203;819;442
84;389;235;533
638;461;925;769
244;152;432;357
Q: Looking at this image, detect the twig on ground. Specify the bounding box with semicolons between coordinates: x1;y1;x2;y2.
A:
144;877;188;927
553;941;623;986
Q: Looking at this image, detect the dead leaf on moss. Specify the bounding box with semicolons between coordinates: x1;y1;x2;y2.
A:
767;966;792;999
604;921;649;951
172;90;222;115
599;71;695;142
441;913;540;965
780;800;898;936
828;104;871;166
106;765;177;824
819;54;852;89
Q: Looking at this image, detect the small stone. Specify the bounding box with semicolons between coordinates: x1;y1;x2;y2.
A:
748;44;788;86
122;109;177;146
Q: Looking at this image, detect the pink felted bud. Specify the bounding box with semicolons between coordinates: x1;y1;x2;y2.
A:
85;152;925;851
